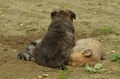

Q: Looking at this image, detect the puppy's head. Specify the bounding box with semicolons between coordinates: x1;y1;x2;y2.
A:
51;9;76;21
69;49;101;66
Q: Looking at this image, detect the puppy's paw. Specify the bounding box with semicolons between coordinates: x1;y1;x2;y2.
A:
17;53;35;61
17;53;27;60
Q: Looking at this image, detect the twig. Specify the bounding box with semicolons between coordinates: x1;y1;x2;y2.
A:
0;60;7;66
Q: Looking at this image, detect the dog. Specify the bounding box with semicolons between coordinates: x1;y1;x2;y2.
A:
68;38;105;66
33;10;76;70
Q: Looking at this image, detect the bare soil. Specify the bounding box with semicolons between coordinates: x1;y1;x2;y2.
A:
0;0;120;79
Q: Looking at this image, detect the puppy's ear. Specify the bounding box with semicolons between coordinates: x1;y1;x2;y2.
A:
71;12;76;20
51;11;57;18
83;50;92;57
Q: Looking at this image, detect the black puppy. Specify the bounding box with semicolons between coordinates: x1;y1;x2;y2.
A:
33;10;76;70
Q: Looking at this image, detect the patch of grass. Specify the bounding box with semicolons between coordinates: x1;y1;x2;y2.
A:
36;4;43;7
118;2;120;4
58;69;71;79
117;41;120;45
117;66;120;71
111;53;120;63
98;1;102;5
110;0;114;2
100;26;117;35
59;3;71;8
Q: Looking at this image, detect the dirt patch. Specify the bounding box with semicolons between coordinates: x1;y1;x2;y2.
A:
0;0;120;79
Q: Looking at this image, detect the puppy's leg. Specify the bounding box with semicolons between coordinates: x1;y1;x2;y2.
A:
17;39;42;61
57;49;73;69
61;49;73;64
17;42;37;61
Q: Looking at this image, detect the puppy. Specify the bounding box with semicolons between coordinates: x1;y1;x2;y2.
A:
68;38;105;66
33;10;76;70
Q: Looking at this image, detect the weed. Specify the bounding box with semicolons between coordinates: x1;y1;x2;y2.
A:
100;26;117;35
117;66;120;71
118;2;120;4
57;69;71;79
117;41;120;45
85;63;106;73
111;53;120;63
59;3;71;8
110;0;114;2
98;1;102;5
36;4;43;7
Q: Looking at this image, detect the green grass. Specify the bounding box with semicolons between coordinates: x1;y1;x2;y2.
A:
36;4;43;7
100;26;117;35
59;3;71;8
58;69;71;79
117;41;120;45
85;63;106;73
111;53;120;63
98;1;102;5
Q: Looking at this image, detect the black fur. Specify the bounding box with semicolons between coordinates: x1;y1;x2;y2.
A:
33;10;76;70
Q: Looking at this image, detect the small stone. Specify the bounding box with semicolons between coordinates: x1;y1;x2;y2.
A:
38;75;43;79
13;49;17;52
20;23;24;26
94;12;96;14
111;50;116;53
42;74;49;77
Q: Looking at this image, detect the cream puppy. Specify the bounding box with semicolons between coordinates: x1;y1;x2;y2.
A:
69;38;105;66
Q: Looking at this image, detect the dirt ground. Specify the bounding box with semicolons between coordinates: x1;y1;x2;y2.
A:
0;0;120;79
